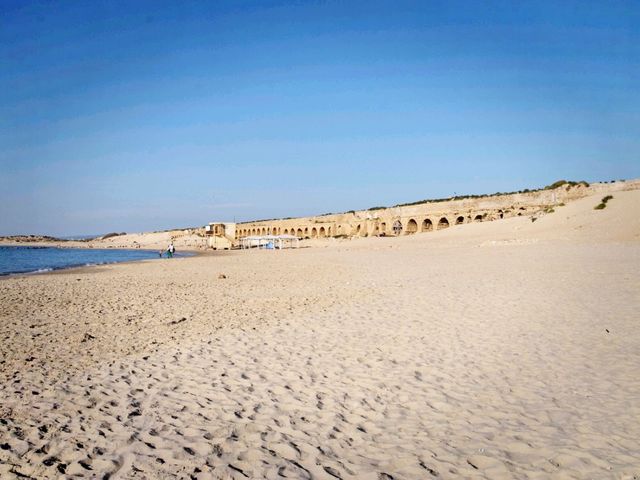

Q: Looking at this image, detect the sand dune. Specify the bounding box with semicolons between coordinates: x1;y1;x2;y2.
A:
1;191;639;479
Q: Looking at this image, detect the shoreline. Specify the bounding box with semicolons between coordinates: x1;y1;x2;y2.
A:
0;241;205;252
0;245;203;279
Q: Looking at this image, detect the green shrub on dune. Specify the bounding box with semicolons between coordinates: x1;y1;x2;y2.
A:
594;195;613;210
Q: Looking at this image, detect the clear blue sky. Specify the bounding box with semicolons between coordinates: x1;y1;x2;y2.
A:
1;1;638;236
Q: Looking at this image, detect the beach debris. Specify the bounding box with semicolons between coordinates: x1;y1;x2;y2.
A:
183;446;196;456
605;329;610;333
81;333;95;342
169;317;187;326
218;273;227;279
43;456;59;466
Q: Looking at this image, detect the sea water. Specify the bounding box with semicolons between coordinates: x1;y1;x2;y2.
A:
0;246;179;276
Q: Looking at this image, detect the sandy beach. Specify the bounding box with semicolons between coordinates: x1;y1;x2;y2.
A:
1;190;639;479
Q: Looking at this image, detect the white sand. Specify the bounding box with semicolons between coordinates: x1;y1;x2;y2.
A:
1;191;639;479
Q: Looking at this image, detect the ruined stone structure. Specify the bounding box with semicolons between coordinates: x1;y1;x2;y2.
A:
232;181;633;241
204;222;236;250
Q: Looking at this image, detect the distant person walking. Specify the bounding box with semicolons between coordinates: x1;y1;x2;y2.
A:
167;242;175;258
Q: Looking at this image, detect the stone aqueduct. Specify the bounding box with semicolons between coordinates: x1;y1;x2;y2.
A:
232;186;576;240
235;210;511;240
229;180;636;241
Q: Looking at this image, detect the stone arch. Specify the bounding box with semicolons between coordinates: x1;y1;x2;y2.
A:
392;220;402;235
438;217;450;229
455;216;464;225
498;210;504;219
356;224;362;235
474;214;483;222
328;227;332;236
406;219;418;234
319;227;326;238
283;229;289;235
296;228;303;237
304;227;309;236
272;227;277;235
422;219;433;232
311;227;318;238
380;222;386;234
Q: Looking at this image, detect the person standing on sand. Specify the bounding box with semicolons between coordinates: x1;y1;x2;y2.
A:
167;242;175;258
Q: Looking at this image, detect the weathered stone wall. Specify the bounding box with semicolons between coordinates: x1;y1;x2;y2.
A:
234;180;638;240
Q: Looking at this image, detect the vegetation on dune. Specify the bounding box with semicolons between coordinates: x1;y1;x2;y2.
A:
545;180;589;190
388;179;590;209
594;195;613;210
100;232;127;240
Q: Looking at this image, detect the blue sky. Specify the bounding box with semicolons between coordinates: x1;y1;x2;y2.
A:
1;0;638;236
